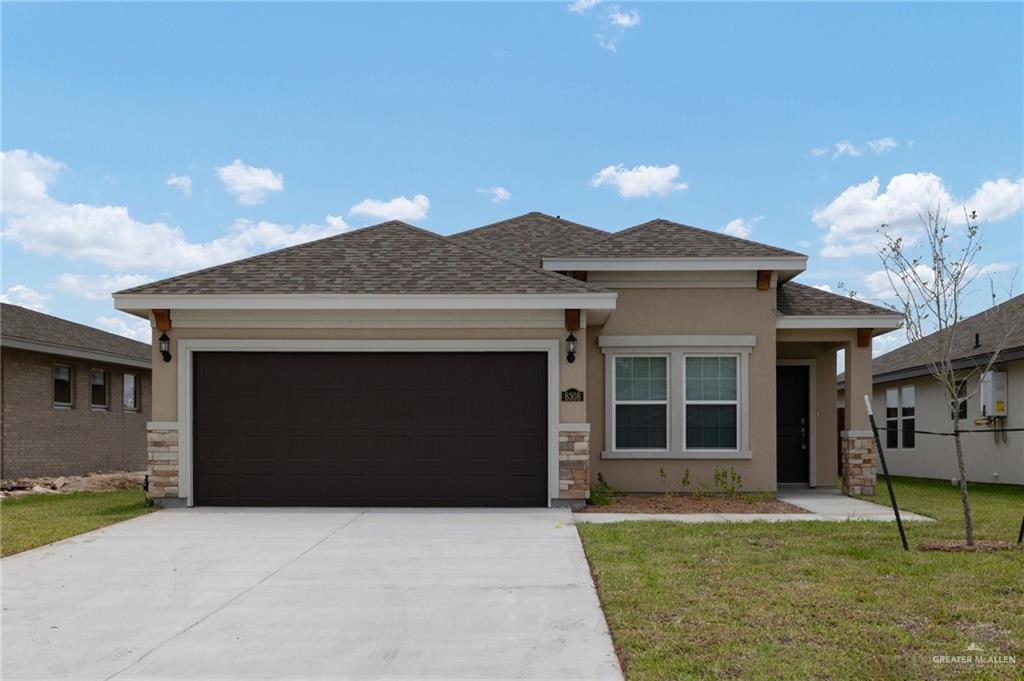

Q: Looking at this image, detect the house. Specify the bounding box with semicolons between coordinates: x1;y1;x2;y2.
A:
112;213;901;507
838;294;1023;485
1;303;152;479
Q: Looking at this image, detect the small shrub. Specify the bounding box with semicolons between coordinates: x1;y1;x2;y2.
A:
589;472;616;506
713;467;743;496
680;468;691;492
658;467;673;497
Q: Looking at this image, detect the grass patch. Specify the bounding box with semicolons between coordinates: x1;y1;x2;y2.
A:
579;477;1024;680
1;490;154;557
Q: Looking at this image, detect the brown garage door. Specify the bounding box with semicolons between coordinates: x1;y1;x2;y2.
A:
193;352;548;507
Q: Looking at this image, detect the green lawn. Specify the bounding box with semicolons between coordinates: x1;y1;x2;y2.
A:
578;478;1024;681
1;490;154;557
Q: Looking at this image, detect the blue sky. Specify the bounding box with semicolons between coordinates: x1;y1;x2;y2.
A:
2;2;1022;352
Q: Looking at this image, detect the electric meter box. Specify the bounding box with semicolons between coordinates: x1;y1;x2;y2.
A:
980;371;1008;417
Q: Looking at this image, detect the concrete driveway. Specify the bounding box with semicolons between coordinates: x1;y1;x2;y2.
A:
2;508;622;681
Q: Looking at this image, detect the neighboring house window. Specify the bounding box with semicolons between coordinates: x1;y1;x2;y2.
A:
613;356;668;450
684;355;738;450
885;388;900;449
950;381;968;421
123;373;138;411
901;385;915;449
91;369;109;408
53;364;74;407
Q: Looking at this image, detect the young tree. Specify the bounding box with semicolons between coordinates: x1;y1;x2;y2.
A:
878;205;1020;546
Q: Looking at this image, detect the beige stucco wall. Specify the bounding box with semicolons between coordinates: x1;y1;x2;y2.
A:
869;359;1023;485
150;323;585;424
587;287;780;492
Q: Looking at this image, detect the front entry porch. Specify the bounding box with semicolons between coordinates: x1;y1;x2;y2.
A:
777;328;879;495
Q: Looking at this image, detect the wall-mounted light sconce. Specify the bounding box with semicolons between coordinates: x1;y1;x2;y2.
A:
565;332;577;364
159;332;172;363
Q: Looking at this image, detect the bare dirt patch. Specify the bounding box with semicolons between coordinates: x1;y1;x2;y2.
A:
578;493;809;514
1;472;145;498
919;540;1020;552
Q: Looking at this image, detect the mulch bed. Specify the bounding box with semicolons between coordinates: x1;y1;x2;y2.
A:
0;472;145;498
578;493;809;514
918;540;1021;552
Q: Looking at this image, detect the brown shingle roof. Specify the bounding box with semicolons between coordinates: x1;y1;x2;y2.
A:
870;294;1024;379
118;221;604;296
562;219;805;259
449;212;607;266
1;303;151;363
777;282;896;317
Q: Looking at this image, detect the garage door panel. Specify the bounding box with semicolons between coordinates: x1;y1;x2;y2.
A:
193;352;547;506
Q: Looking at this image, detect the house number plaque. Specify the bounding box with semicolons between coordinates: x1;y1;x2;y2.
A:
561;388;584;402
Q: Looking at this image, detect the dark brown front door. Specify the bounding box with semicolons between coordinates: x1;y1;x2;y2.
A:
193;352;548;507
776;365;810;484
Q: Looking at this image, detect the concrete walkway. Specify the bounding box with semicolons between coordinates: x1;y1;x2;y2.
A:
2;508;622;681
574;487;932;524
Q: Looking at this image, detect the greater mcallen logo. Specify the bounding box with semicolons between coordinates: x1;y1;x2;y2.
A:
932;642;1017;667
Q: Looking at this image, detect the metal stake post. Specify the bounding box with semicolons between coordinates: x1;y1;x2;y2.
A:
864;395;909;551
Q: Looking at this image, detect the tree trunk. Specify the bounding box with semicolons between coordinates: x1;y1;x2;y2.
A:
952;419;975;546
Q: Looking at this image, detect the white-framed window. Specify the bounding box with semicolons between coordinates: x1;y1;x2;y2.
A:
123;373;139;411
885;385;915;449
683;354;739;450
612;355;669;450
901;385;915;449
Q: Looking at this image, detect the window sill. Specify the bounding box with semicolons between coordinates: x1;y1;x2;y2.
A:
602;450;752;460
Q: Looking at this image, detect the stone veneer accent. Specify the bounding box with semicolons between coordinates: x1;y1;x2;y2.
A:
840;431;877;496
558;428;590;502
147;426;180;501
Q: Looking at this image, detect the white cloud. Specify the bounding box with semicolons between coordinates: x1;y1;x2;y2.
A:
95;314;152;342
590;163;687;198
0;284;49;312
813;173;1024;258
866;137;897;154
166;174;192;198
811;284;834;293
477;186;511;203
721;216;762;239
595;5;639;51
608;6;639;27
568;0;600;12
52;273;152;301
832;140;862;158
1;149;349;273
796;239;812;248
215;159;284;205
811;138;899;159
349;194;430;222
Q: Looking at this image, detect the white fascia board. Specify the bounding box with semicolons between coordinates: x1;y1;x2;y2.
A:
541;256;808;272
776;315;903;330
0;337;152;369
113;292;618;312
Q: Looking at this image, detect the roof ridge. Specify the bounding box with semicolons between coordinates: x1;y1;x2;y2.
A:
567;218;806;258
115;220;411;295
0;302;151;349
449;211;607;239
402;222;605;293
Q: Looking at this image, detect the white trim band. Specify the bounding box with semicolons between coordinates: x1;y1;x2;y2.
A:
542;256;807;273
777;315;902;330
114;292;618;313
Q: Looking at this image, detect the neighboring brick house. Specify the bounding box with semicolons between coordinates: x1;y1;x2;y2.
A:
113;212;901;508
1;303;152;478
